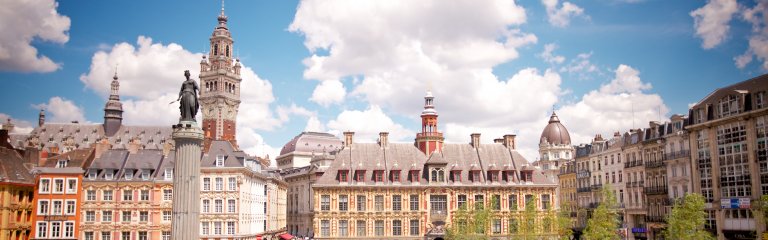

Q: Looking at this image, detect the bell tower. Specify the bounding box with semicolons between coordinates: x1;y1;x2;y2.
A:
103;71;123;137
199;2;242;148
415;91;444;156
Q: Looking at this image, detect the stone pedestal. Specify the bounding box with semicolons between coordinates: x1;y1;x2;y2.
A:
171;121;204;240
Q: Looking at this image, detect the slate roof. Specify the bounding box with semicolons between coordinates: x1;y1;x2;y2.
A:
691;73;768;109
279;132;343;156
22;123;172;153
315;142;556;187
43;148;95;168
0;147;34;185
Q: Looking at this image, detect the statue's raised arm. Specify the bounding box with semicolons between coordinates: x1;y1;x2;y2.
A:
179;70;200;122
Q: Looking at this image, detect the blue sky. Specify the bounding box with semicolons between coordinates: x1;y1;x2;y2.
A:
0;0;765;160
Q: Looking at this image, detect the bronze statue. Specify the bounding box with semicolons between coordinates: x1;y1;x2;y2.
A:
176;70;199;121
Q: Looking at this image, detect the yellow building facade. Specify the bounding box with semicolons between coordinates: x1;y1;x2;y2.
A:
0;132;35;240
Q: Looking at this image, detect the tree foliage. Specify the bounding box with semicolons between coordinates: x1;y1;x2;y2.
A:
520;195;538;240
584;187;620;240
662;193;714;240
554;202;574;240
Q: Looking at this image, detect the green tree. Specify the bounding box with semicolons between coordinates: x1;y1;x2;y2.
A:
445;198;496;240
757;195;768;240
520;195;538;240
584;187;620;240
553;202;574;240
663;193;715;240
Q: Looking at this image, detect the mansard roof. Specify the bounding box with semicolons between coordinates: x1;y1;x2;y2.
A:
314;142;556;187
202;140;247;168
279;131;343;156
691;73;768;109
22;123;172;153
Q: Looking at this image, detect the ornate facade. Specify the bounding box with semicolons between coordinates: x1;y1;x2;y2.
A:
311;92;558;239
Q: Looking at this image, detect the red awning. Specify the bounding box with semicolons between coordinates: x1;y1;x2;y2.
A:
279;233;294;240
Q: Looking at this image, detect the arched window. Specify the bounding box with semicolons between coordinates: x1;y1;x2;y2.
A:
214;44;219;56
226;45;230;57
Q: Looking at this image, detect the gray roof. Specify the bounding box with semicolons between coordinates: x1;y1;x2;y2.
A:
315;142;556;187
279;132;343;156
202;140;246;168
23;123;172;153
0;147;34;185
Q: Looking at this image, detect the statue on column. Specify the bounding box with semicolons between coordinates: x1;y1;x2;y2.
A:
177;70;199;121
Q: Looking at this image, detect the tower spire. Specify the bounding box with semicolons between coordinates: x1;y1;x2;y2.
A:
415;90;443;156
104;68;124;137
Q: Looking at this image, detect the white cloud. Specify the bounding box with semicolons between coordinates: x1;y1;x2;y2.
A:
558;64;668;145
0;0;70;72
690;0;739;49
326;105;414;143
310;80;346;107
79;35;286;157
560;52;601;80
540;43;565;64
542;0;586;28
33;97;87;124
734;1;768;70
0;113;34;134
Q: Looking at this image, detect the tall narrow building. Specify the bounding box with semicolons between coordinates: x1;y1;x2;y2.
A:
414;91;443;156
199;4;242;148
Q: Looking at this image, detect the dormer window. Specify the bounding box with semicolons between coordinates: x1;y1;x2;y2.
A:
124;170;133;180
520;171;533;182
756;91;766;109
470;170;481;182
408;170;419;182
164;169;173;180
373;171;384;182
56;159;67;168
215;155;225;167
430;167;445;182
390;170;401;182
141;170;150;180
338;170;349;182
354;170;365;182
104;170;114;180
451;170;461;182
88;171;96;180
487;171;499;182
718;94;741;118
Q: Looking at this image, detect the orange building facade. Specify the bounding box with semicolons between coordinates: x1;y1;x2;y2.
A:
30;169;83;239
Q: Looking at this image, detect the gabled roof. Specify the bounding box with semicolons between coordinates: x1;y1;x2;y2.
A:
0;147;34;185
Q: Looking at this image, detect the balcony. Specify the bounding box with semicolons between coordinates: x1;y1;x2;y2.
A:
644;186;668;195
645;160;665;169
645;216;666;223
591;184;603;191
576;170;591;179
577;187;592;193
664;150;690;161
625;161;643;168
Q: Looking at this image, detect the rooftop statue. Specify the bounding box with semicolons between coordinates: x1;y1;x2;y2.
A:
176;70;199;122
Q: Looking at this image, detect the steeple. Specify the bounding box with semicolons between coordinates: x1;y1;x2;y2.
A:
415;90;443;156
104;70;123;137
200;1;242;150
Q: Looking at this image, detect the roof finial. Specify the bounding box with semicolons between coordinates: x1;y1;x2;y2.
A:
221;0;225;14
113;63;119;80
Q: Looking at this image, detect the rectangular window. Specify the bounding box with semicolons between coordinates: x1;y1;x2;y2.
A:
475;195;484;210
36;222;47;238
357;195;366;211
410;194;419;211
87;190;96;201
321;220;330;237
320;195;330;211
374;171;384;182
162;211;171;221
410;170;419;182
65;200;76;215
122;190;133;201
102;211;112;222
86;211;95;222
125;170;133;180
228;177;237;191
39;178;51;193
493;219;502;234
375;220;384;236
50;221;61;238
139;211;149;222
492;195;501;210
140;190;150;201
375;195;384;211
458;194;467;209
227;221;235;235
215;177;223;191
105;170;114;180
509;194;518;210
103;190;113;201
202;199;210;213
203;178;211;191
52;200;62;215
214;222;222;235
141;170;150;180
163;189;172;201
38;200;49;215
215;199;223;213
355;170;365;182
339;195;349;211
63;222;75;238
85;232;94;240
392;220;402;236
356;220;366;236
164;169;173;180
542;194;551;210
138;231;148;240
66;178;77;194
88;171;97;180
102;232;112;240
228;199;236;213
339;170;348;182
339;220;349;237
216;155;225;167
391;170;401;182
202;222;210;235
393;195;402;211
162;231;171;240
410;219;419;236
53;178;64;193
122;211;131;222
121;232;130;240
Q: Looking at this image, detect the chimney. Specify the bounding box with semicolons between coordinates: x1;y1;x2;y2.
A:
343;131;354;147
378;132;389;148
503;134;516;149
471;133;481;148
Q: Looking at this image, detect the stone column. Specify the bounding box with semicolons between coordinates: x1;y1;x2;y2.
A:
171;121;203;240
